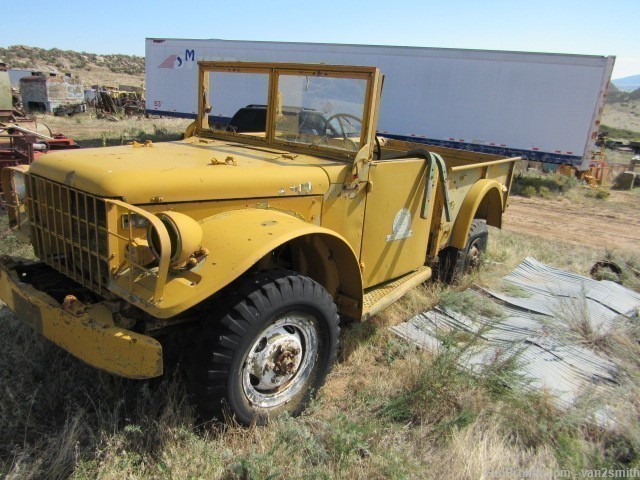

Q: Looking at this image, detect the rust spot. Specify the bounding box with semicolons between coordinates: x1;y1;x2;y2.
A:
63;171;76;186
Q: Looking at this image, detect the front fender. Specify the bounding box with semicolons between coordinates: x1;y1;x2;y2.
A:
450;179;504;249
145;208;362;319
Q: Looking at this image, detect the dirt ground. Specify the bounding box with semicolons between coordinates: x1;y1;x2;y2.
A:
503;190;640;254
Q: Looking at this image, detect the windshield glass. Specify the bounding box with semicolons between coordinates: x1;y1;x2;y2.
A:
207;71;270;139
200;64;375;158
274;74;367;152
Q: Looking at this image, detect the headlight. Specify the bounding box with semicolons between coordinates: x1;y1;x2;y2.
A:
1;166;28;205
1;166;30;238
12;171;27;203
147;211;203;268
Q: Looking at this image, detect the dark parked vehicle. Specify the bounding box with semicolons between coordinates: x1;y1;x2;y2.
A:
226;104;351;137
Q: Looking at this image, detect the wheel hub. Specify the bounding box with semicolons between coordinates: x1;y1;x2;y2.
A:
242;314;318;408
468;242;481;268
273;344;301;375
247;331;303;390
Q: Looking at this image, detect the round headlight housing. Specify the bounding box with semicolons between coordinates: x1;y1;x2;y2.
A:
12;171;27;203
147;211;203;267
1;166;30;237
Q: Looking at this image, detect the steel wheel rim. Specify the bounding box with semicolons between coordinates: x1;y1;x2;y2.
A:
468;240;482;269
242;312;318;409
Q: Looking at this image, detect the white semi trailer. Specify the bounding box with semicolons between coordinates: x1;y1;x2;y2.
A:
145;38;615;170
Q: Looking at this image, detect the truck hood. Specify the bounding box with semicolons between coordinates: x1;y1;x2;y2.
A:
29;138;339;204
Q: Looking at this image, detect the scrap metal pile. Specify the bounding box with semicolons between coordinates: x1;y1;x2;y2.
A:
85;85;145;118
39;84;145;118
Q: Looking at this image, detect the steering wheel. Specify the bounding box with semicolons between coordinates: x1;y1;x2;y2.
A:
324;113;362;139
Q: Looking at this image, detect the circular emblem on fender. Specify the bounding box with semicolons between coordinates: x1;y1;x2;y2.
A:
386;208;413;241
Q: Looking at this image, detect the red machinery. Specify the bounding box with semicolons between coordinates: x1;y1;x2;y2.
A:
0;120;79;170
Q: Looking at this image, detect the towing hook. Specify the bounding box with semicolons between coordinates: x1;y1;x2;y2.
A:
62;295;86;317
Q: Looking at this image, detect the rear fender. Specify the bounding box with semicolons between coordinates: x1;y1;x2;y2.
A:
450;179;504;249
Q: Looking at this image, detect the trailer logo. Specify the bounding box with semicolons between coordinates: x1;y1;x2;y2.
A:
159;49;195;69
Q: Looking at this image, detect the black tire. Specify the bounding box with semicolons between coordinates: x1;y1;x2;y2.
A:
188;270;340;425
438;219;488;284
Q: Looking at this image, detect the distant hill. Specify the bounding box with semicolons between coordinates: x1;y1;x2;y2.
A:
0;45;144;88
612;73;640;92
607;82;640;104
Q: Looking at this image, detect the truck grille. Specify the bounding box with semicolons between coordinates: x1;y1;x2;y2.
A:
26;175;110;295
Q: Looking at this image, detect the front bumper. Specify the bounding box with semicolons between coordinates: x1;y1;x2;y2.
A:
0;256;163;379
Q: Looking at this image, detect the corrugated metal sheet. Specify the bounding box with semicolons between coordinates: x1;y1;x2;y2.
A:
391;258;639;418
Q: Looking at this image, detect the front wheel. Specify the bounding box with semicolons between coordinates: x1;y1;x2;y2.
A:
188;270;340;425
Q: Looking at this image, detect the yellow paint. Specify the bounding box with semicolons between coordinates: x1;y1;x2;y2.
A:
143;196;323;224
150;211;203;267
321;181;368;260
14;63;517;322
359;158;434;287
0;262;162;379
107;199;171;303
103;207;362;319
28;139;334;205
449;179;505;249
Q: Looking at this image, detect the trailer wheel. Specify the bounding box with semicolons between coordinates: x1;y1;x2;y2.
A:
188;270;340;425
438;219;488;284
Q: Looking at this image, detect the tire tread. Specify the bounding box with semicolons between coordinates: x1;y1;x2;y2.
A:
188;269;340;423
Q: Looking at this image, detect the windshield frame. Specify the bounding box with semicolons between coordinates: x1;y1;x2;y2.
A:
196;61;381;162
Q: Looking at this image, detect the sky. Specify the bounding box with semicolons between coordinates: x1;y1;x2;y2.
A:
1;0;639;79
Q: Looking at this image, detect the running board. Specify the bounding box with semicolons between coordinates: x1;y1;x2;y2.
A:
362;266;432;320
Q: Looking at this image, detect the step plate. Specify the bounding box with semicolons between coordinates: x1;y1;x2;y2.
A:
362;266;432;320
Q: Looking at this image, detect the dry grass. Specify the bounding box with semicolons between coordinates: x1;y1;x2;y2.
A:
483;227;601;282
604;148;638;166
427;417;559;479
0;217;34;259
601;99;640;136
37;113;192;146
511;170;581;198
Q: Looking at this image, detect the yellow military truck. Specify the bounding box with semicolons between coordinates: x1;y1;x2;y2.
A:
0;62;516;424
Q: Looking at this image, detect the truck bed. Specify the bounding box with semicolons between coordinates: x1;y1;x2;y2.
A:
380;136;518;246
380;137;507;167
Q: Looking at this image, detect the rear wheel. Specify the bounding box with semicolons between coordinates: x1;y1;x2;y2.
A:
188;270;340;425
438;219;488;284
